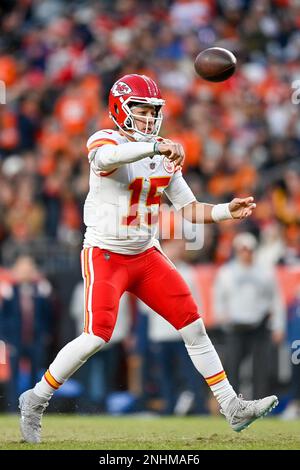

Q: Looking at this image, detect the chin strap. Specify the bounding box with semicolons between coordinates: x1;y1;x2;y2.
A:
111;114;158;143
131;132;157;143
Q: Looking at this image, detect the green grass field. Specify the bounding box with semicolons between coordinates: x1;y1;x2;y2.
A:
1;414;299;450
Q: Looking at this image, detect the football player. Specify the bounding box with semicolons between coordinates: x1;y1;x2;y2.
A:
19;74;278;443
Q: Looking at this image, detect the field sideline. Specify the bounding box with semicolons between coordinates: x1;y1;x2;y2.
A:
1;415;300;450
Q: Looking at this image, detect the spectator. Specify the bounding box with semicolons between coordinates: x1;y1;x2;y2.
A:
281;289;300;420
213;232;286;398
0;255;53;410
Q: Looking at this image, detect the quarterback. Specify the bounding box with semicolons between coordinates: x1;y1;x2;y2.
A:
19;74;278;443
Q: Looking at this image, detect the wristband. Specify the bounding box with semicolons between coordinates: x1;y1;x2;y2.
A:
211;203;233;222
153;141;161;155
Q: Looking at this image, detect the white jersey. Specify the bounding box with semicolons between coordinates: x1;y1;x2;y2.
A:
83;129;196;254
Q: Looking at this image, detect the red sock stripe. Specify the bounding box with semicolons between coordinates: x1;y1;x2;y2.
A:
44;369;62;390
205;370;227;387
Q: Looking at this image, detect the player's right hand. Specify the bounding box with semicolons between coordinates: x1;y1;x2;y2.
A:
157;141;185;168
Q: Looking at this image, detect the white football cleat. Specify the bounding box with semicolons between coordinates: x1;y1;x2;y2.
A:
19;389;49;443
221;394;279;432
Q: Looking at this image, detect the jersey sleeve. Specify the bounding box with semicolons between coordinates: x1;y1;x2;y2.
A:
86;130;119;153
86;130;119;177
164;170;196;211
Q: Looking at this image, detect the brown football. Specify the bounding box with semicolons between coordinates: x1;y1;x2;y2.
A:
194;47;237;82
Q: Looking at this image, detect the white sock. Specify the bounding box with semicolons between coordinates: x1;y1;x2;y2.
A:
34;333;106;400
179;319;236;410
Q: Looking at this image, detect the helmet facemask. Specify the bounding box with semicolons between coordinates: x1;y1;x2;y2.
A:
112;96;164;142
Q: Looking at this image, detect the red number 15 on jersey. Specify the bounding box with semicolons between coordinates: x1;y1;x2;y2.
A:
122;176;171;227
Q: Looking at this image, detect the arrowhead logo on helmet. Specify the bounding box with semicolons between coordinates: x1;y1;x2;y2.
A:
111;81;133;97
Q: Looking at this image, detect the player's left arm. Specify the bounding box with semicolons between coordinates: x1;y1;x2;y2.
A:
182;197;256;224
164;171;256;223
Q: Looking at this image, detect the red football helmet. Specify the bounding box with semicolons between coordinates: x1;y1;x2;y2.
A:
109;74;165;141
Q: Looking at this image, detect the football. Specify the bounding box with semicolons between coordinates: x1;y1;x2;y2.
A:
194;47;237;82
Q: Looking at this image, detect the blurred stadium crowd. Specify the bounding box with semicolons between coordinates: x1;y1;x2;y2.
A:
0;0;299;417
